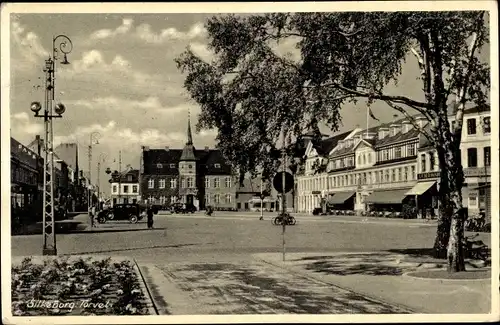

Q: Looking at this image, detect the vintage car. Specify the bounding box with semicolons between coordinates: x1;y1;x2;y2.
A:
102;203;146;223
170;202;197;214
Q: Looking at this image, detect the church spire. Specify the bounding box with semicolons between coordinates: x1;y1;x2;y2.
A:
186;108;193;145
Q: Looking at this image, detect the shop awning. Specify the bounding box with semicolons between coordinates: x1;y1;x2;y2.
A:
405;181;436;196
365;188;411;204
471;183;491;190
328;192;356;204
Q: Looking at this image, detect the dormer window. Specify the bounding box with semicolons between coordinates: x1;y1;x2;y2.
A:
156;163;163;169
214;163;221;168
169;164;175;168
127;175;133;182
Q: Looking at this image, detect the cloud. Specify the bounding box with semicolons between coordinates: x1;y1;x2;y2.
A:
90;18;134;40
87;19;207;44
190;42;213;62
11;19;49;71
10;112;43;136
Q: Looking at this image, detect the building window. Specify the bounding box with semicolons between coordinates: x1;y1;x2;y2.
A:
467;148;478;167
127;175;133;182
421;154;426;172
214;178;220;188
408;144;415;156
205;194;210;205
188;164;193;169
395;147;401;159
467;118;476;135
187;177;194;188
411;166;416;180
404;167;408;181
148;179;154;189
383;150;389;161
397;168;401;182
358;155;362;165
170;178;176;188
205;178;210;188
123;185;129;193
482;117;491;134
367;153;371;164
469;193;477;206
225;177;231;188
132;185;138;193
159;179;166;189
214;194;220;204
112;185;117;193
391;169;396;182
225;194;232;204
484;147;491;167
169;163;175;168
384;170;389;182
214;163;221;169
429;152;436;171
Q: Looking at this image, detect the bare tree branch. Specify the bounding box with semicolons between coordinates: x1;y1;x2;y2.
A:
384;100;436;146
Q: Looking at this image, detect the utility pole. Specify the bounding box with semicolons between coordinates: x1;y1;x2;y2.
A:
260;176;264;220
118;150;122;204
30;34;73;255
88;132;100;217
281;125;287;262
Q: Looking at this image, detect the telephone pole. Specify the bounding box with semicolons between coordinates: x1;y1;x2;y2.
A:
281;126;288;262
118;150;122;204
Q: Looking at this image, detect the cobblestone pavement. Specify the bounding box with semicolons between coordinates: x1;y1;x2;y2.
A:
151;261;411;314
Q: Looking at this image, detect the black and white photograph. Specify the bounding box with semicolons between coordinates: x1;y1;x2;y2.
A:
1;1;498;323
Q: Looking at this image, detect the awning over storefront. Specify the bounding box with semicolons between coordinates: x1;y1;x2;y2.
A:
405;181;436;196
471;183;491;190
328;192;356;204
365;188;411;204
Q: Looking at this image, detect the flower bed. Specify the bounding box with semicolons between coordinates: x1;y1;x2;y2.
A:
12;256;151;316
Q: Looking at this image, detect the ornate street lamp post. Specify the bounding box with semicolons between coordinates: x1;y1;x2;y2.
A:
30;34;73;255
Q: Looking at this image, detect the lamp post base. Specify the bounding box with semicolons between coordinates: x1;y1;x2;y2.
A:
43;248;57;256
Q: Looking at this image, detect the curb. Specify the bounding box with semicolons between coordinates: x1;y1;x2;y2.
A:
255;256;419;314
402;270;492;282
133;259;159;315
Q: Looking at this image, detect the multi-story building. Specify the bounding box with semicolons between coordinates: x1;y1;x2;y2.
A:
11;137;44;226
141;116;237;210
298;116;426;214
416;106;491;219
297;105;492;217
109;169;141;206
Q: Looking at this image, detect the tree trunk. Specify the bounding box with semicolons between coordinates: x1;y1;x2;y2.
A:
447;197;466;272
432;111;466;271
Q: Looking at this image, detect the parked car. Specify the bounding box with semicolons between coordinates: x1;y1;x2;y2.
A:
171;202;197;214
106;203;146;223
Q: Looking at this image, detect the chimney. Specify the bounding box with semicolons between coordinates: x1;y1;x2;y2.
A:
389;124;401;136
401;120;413;134
378;127;390;140
204;146;209;151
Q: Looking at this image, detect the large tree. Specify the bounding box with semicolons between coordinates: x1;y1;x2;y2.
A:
176;11;490;272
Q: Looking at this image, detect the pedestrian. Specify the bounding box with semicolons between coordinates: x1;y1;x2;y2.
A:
147;205;154;229
90;204;96;228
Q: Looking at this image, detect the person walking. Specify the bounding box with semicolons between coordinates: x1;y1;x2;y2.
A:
147;205;154;229
90;204;96;228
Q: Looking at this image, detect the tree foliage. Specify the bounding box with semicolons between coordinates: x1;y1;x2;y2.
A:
176;11;489;271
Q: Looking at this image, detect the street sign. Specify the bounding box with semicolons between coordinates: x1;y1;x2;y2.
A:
273;172;294;194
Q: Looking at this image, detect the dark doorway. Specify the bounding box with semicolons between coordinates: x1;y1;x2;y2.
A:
237;202;241;210
244;202;249;210
186;194;194;206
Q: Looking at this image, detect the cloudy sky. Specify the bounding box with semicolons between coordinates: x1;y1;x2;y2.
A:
7;9;490;191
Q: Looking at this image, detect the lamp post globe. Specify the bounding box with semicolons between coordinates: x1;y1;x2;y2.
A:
30;101;42;114
54;103;66;115
105;167;112;175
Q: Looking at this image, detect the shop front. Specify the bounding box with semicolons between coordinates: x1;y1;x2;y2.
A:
364;187;413;216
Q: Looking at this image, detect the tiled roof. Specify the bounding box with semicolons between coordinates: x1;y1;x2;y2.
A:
143;148;232;175
374;128;420;148
111;169;140;183
315;131;352;156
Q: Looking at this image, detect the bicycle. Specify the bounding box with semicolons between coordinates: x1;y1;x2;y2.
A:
272;213;297;226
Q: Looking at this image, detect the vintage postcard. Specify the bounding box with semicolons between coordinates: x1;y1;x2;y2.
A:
1;1;499;324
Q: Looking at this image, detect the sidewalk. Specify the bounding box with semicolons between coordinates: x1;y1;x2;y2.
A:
254;251;491;314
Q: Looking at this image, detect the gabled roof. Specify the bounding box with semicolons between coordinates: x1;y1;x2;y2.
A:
305;130;352;157
143;148;232;175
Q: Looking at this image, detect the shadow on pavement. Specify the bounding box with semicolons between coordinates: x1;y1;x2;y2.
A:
72;227;168;234
61;242;211;256
387;248;436;259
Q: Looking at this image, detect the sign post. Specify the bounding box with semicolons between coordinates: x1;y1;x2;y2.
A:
272;129;295;262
